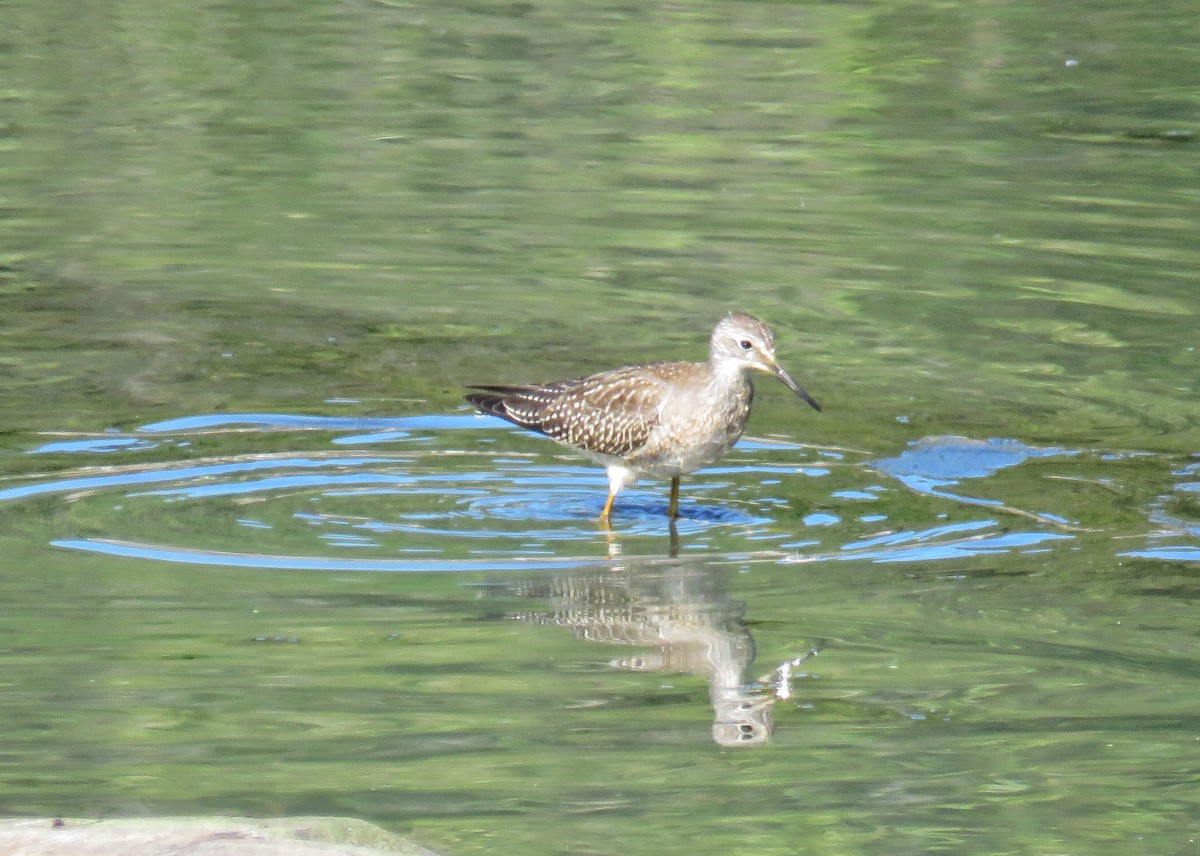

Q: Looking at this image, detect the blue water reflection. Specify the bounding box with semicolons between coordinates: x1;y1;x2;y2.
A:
11;413;1186;569
1121;457;1200;561
30;437;161;454
872;436;1075;510
50;538;586;573
828;529;1071;564
0;456;395;502
136;413;484;433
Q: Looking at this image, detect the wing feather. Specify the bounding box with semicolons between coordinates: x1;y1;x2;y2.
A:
465;365;683;456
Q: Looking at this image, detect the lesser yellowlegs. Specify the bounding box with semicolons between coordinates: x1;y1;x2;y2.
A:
466;312;820;522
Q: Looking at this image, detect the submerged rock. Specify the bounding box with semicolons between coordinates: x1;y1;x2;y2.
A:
0;817;440;856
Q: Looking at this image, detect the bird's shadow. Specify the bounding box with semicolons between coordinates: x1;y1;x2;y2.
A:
673;504;749;523
603;501;758;526
596;501;773;557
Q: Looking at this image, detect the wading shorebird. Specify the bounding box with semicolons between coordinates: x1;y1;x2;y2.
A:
465;312;821;523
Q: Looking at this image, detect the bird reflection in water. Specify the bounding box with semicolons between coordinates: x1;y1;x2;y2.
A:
492;562;820;747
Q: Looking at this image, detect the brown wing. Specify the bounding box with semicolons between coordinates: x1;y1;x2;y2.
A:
465;380;580;423
466;365;677;457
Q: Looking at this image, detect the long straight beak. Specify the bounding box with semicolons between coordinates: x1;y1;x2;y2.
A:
770;363;822;412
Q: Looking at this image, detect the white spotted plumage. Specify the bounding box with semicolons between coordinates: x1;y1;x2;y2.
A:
466;312;820;522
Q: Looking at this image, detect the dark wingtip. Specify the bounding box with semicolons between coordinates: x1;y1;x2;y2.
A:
464;391;506;417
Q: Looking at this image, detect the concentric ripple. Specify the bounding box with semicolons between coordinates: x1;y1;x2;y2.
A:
0;411;1152;572
3;413;819;570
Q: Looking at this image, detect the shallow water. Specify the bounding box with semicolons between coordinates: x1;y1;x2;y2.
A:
2;0;1200;854
4;412;1199;852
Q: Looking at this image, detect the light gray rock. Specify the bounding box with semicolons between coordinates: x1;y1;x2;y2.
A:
0;817;441;856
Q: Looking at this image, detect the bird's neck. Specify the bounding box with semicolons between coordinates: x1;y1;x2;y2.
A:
706;357;753;396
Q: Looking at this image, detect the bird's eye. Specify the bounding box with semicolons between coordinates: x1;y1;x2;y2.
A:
739;339;753;350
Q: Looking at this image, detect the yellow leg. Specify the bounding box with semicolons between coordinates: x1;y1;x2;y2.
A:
667;477;680;519
599;489;617;525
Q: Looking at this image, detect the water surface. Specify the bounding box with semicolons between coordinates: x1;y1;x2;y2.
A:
2;1;1198;854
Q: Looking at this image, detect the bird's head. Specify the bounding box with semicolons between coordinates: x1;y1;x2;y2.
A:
712;312;821;412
